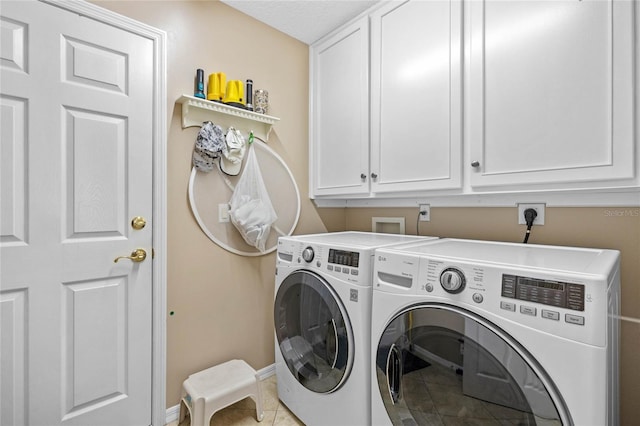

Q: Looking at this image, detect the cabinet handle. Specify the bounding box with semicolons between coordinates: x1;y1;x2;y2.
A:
371;173;378;179
360;173;367;180
471;161;480;168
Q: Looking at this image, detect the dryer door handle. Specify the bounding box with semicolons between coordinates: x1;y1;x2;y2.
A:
329;319;339;369
386;344;402;404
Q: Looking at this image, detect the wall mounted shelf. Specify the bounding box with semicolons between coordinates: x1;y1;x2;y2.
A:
177;94;280;141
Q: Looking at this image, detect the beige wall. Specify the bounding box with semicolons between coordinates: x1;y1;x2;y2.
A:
91;1;640;424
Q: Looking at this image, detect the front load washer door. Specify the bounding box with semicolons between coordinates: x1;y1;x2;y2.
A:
375;304;571;425
274;270;354;394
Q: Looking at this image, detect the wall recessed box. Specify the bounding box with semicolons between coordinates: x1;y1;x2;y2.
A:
372;217;405;234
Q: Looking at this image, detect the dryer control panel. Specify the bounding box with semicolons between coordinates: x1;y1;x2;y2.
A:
373;251;611;347
501;274;585;311
421;259;608;347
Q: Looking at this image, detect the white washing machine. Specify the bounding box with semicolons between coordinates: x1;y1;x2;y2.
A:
274;232;437;426
371;238;620;426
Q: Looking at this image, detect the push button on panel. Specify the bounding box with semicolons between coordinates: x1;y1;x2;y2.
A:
520;305;537;316
565;314;585;326
472;293;483;304
500;301;516;312
541;310;560;321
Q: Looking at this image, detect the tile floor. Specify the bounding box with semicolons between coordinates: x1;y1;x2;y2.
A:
167;374;305;426
170;366;558;426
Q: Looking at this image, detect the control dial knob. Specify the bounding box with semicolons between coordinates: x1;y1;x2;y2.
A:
440;268;466;294
302;246;315;263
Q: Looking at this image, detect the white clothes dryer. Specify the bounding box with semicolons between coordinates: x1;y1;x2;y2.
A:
274;232;437;426
371;239;620;426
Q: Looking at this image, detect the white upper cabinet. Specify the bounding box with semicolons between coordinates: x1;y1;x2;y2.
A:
468;0;636;190
309;0;638;205
310;17;370;197
370;0;462;193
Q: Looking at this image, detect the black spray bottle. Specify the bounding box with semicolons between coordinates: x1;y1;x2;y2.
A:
194;69;205;99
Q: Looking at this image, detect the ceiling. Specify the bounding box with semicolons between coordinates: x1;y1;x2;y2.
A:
220;0;381;45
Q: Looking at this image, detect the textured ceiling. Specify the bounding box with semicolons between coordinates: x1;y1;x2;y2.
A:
220;0;381;45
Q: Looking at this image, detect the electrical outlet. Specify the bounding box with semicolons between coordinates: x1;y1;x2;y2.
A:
218;203;230;223
517;203;545;225
419;204;430;222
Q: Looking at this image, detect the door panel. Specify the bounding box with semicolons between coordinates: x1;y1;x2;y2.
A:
0;95;27;244
1;289;28;426
62;277;128;418
0;1;153;425
62;36;128;93
64;108;127;237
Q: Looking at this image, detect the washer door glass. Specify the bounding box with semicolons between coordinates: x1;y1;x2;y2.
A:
274;270;353;393
375;304;569;425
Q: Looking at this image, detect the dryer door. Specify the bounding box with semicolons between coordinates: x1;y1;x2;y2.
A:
274;270;354;394
375;304;570;425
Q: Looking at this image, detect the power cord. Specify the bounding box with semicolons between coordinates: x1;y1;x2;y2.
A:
416;209;428;236
522;208;538;244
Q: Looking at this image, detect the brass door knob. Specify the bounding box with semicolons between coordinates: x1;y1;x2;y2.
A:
114;249;147;263
131;216;146;230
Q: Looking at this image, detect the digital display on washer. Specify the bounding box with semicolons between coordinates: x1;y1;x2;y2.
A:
501;274;585;311
328;249;360;268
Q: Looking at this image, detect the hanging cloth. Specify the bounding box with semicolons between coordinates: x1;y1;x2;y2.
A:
228;137;278;252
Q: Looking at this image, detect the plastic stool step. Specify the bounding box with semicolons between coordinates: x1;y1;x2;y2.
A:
179;359;264;426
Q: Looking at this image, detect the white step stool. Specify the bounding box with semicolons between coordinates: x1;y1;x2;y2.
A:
179;359;264;426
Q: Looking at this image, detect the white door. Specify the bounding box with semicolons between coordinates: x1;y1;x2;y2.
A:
1;1;154;425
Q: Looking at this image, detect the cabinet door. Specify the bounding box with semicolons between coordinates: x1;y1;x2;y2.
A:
310;17;370;197
370;0;462;193
469;0;636;189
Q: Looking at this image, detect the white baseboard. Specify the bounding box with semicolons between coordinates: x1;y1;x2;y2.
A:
164;363;276;425
256;363;276;380
164;403;181;425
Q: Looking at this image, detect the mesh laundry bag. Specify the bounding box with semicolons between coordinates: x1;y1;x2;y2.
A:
228;144;278;252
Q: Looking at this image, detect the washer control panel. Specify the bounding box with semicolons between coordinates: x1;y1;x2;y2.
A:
328;248;360;268
277;239;369;284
